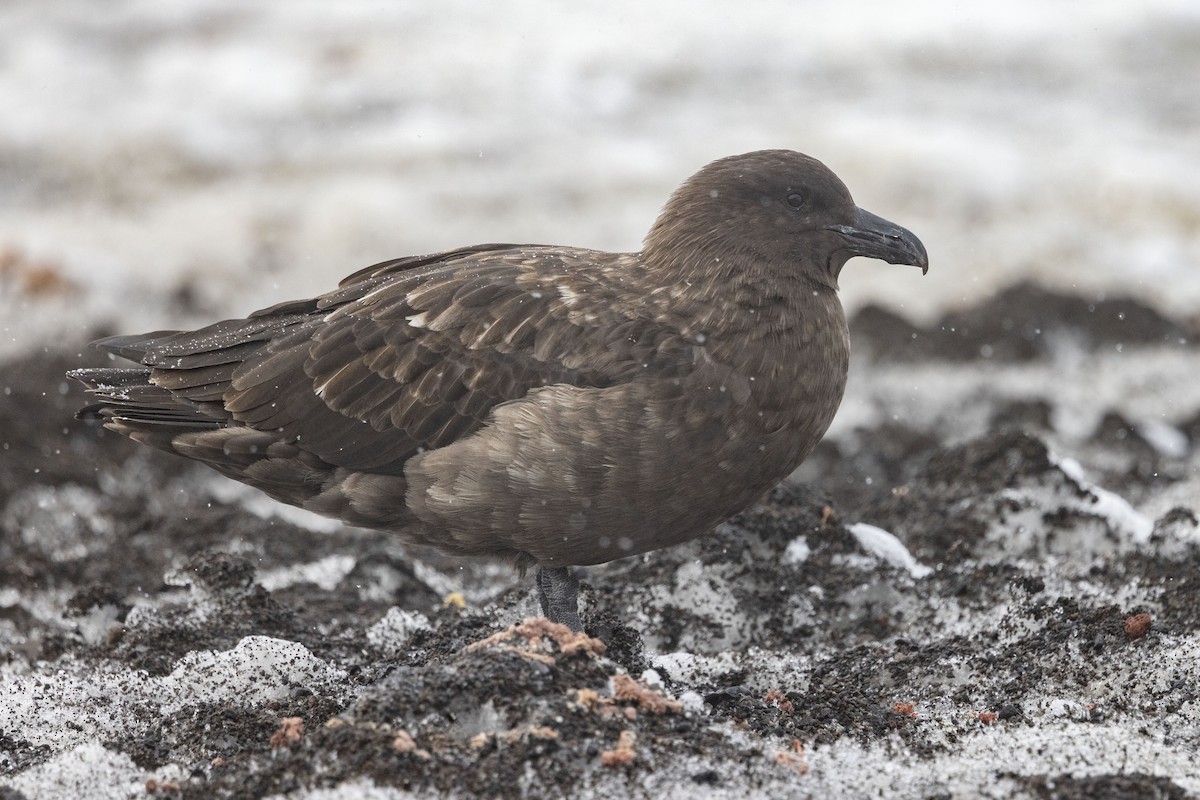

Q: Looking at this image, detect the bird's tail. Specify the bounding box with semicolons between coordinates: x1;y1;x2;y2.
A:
69;363;228;454
68;321;289;441
68;337;411;531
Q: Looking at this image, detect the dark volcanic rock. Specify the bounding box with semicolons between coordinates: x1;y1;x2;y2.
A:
851;281;1193;362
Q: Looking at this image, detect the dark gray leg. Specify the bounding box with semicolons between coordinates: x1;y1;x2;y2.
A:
536;566;582;632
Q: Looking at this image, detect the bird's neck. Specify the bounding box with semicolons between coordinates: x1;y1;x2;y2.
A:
640;247;841;341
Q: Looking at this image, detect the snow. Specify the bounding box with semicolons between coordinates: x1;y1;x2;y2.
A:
2;0;1199;357
804;722;1200;798
266;780;423;800
257;554;357;592
0;637;348;751
205;476;344;533
640;668;665;689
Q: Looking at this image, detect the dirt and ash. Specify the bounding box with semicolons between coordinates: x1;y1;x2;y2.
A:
2;282;1199;798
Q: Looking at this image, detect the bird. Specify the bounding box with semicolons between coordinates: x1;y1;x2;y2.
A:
69;150;927;632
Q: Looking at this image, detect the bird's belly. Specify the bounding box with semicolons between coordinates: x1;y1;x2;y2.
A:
403;366;843;567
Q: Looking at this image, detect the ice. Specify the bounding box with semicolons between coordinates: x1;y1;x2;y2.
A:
1050;454;1154;544
1136;418;1190;459
847;522;933;579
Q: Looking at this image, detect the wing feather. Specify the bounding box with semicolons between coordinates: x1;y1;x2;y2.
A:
95;244;697;475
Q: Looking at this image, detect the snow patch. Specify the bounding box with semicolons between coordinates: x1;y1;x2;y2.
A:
366;607;432;655
161;636;348;713
678;690;706;715
258;554;357;592
4;741;186;800
640;668;665;688
803;719;1200;797
265;777;424;800
782;536;811;565
205;477;344;533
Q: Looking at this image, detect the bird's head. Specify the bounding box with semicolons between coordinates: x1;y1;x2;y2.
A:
644;149;928;290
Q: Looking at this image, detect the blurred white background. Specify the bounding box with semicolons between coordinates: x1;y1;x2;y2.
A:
1;0;1197;355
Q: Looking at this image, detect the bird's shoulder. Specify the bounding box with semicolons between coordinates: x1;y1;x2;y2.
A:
297;243;699;377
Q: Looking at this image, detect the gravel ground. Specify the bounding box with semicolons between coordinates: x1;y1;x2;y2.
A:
3;285;1199;799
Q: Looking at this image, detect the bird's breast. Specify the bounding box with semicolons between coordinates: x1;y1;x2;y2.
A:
703;289;849;453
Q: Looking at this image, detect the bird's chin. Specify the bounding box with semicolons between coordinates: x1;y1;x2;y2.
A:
821;253;853;289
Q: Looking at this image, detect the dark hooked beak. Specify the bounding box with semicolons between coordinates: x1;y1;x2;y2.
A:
826;207;929;274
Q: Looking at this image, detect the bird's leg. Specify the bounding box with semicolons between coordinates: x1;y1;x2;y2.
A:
536;566;582;632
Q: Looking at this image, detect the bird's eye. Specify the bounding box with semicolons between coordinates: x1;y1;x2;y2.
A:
785;192;804;209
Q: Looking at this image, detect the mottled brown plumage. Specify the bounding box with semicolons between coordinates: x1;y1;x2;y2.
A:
70;150;927;630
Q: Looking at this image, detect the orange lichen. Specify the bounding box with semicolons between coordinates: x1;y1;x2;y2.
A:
392;730;432;759
144;779;181;794
600;730;637;767
269;716;305;748
891;701;917;718
513;725;559;742
470;725;561;750
0;247;76;297
773;739;808;775
612;673;682;715
765;689;795;714
468;617;607;665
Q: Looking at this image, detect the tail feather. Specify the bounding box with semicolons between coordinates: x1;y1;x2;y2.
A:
95;315;307;367
68;367;227;429
91;331;183;362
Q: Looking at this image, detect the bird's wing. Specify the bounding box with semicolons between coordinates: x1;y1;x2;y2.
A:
108;245;697;473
